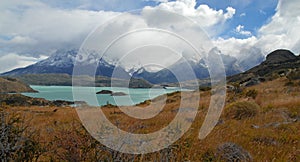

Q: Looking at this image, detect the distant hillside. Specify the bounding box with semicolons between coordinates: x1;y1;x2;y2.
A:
228;49;300;86
0;77;37;93
15;74;153;88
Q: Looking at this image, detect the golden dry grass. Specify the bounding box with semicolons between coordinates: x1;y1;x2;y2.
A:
2;77;299;161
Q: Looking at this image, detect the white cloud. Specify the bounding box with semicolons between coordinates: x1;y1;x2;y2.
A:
240;13;246;17
81;9;212;71
213;36;258;58
256;0;300;54
0;0;238;72
215;0;300;58
2;0;299;73
0;54;48;73
144;0;168;3
147;0;236;28
235;25;252;36
0;35;37;45
142;0;236;38
0;1;118;56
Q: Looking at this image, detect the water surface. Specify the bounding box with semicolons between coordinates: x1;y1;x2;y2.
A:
23;86;183;106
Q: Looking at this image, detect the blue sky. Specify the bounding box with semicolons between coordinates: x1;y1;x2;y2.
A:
197;0;278;38
0;0;299;73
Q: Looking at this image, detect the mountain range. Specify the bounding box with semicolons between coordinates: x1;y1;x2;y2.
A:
2;48;266;84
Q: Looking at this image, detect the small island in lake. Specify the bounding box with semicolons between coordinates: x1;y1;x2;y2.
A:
96;90;127;96
96;90;113;94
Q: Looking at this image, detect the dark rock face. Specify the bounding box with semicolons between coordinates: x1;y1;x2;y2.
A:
265;49;297;64
240;78;261;87
0;77;37;93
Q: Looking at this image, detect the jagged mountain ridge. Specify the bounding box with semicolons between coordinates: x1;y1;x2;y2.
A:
2;49;265;83
2;49;128;78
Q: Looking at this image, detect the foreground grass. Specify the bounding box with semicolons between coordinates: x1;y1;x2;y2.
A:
1;77;299;161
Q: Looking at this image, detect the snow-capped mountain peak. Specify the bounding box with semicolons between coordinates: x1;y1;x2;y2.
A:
36;49;77;67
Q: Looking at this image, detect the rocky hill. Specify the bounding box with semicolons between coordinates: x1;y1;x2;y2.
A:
265;49;297;64
0;77;37;93
228;49;300;86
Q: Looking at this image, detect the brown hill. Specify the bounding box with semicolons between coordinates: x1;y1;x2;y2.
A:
0;77;37;93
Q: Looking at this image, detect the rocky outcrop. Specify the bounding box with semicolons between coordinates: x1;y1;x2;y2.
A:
228;49;300;86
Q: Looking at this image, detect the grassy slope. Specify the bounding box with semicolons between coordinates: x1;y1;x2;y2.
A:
2;77;299;161
0;77;37;93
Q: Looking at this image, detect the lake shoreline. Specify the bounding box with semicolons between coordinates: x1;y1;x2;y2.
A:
22;85;186;107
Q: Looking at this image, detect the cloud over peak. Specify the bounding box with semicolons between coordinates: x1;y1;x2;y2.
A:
150;0;235;27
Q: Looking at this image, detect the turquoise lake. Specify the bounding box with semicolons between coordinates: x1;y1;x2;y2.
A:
23;86;184;106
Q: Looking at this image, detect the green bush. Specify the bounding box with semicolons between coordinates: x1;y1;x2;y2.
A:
224;101;260;120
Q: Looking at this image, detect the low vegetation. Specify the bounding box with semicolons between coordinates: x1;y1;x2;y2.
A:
0;107;44;161
0;77;299;161
215;142;252;162
224;101;259;120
